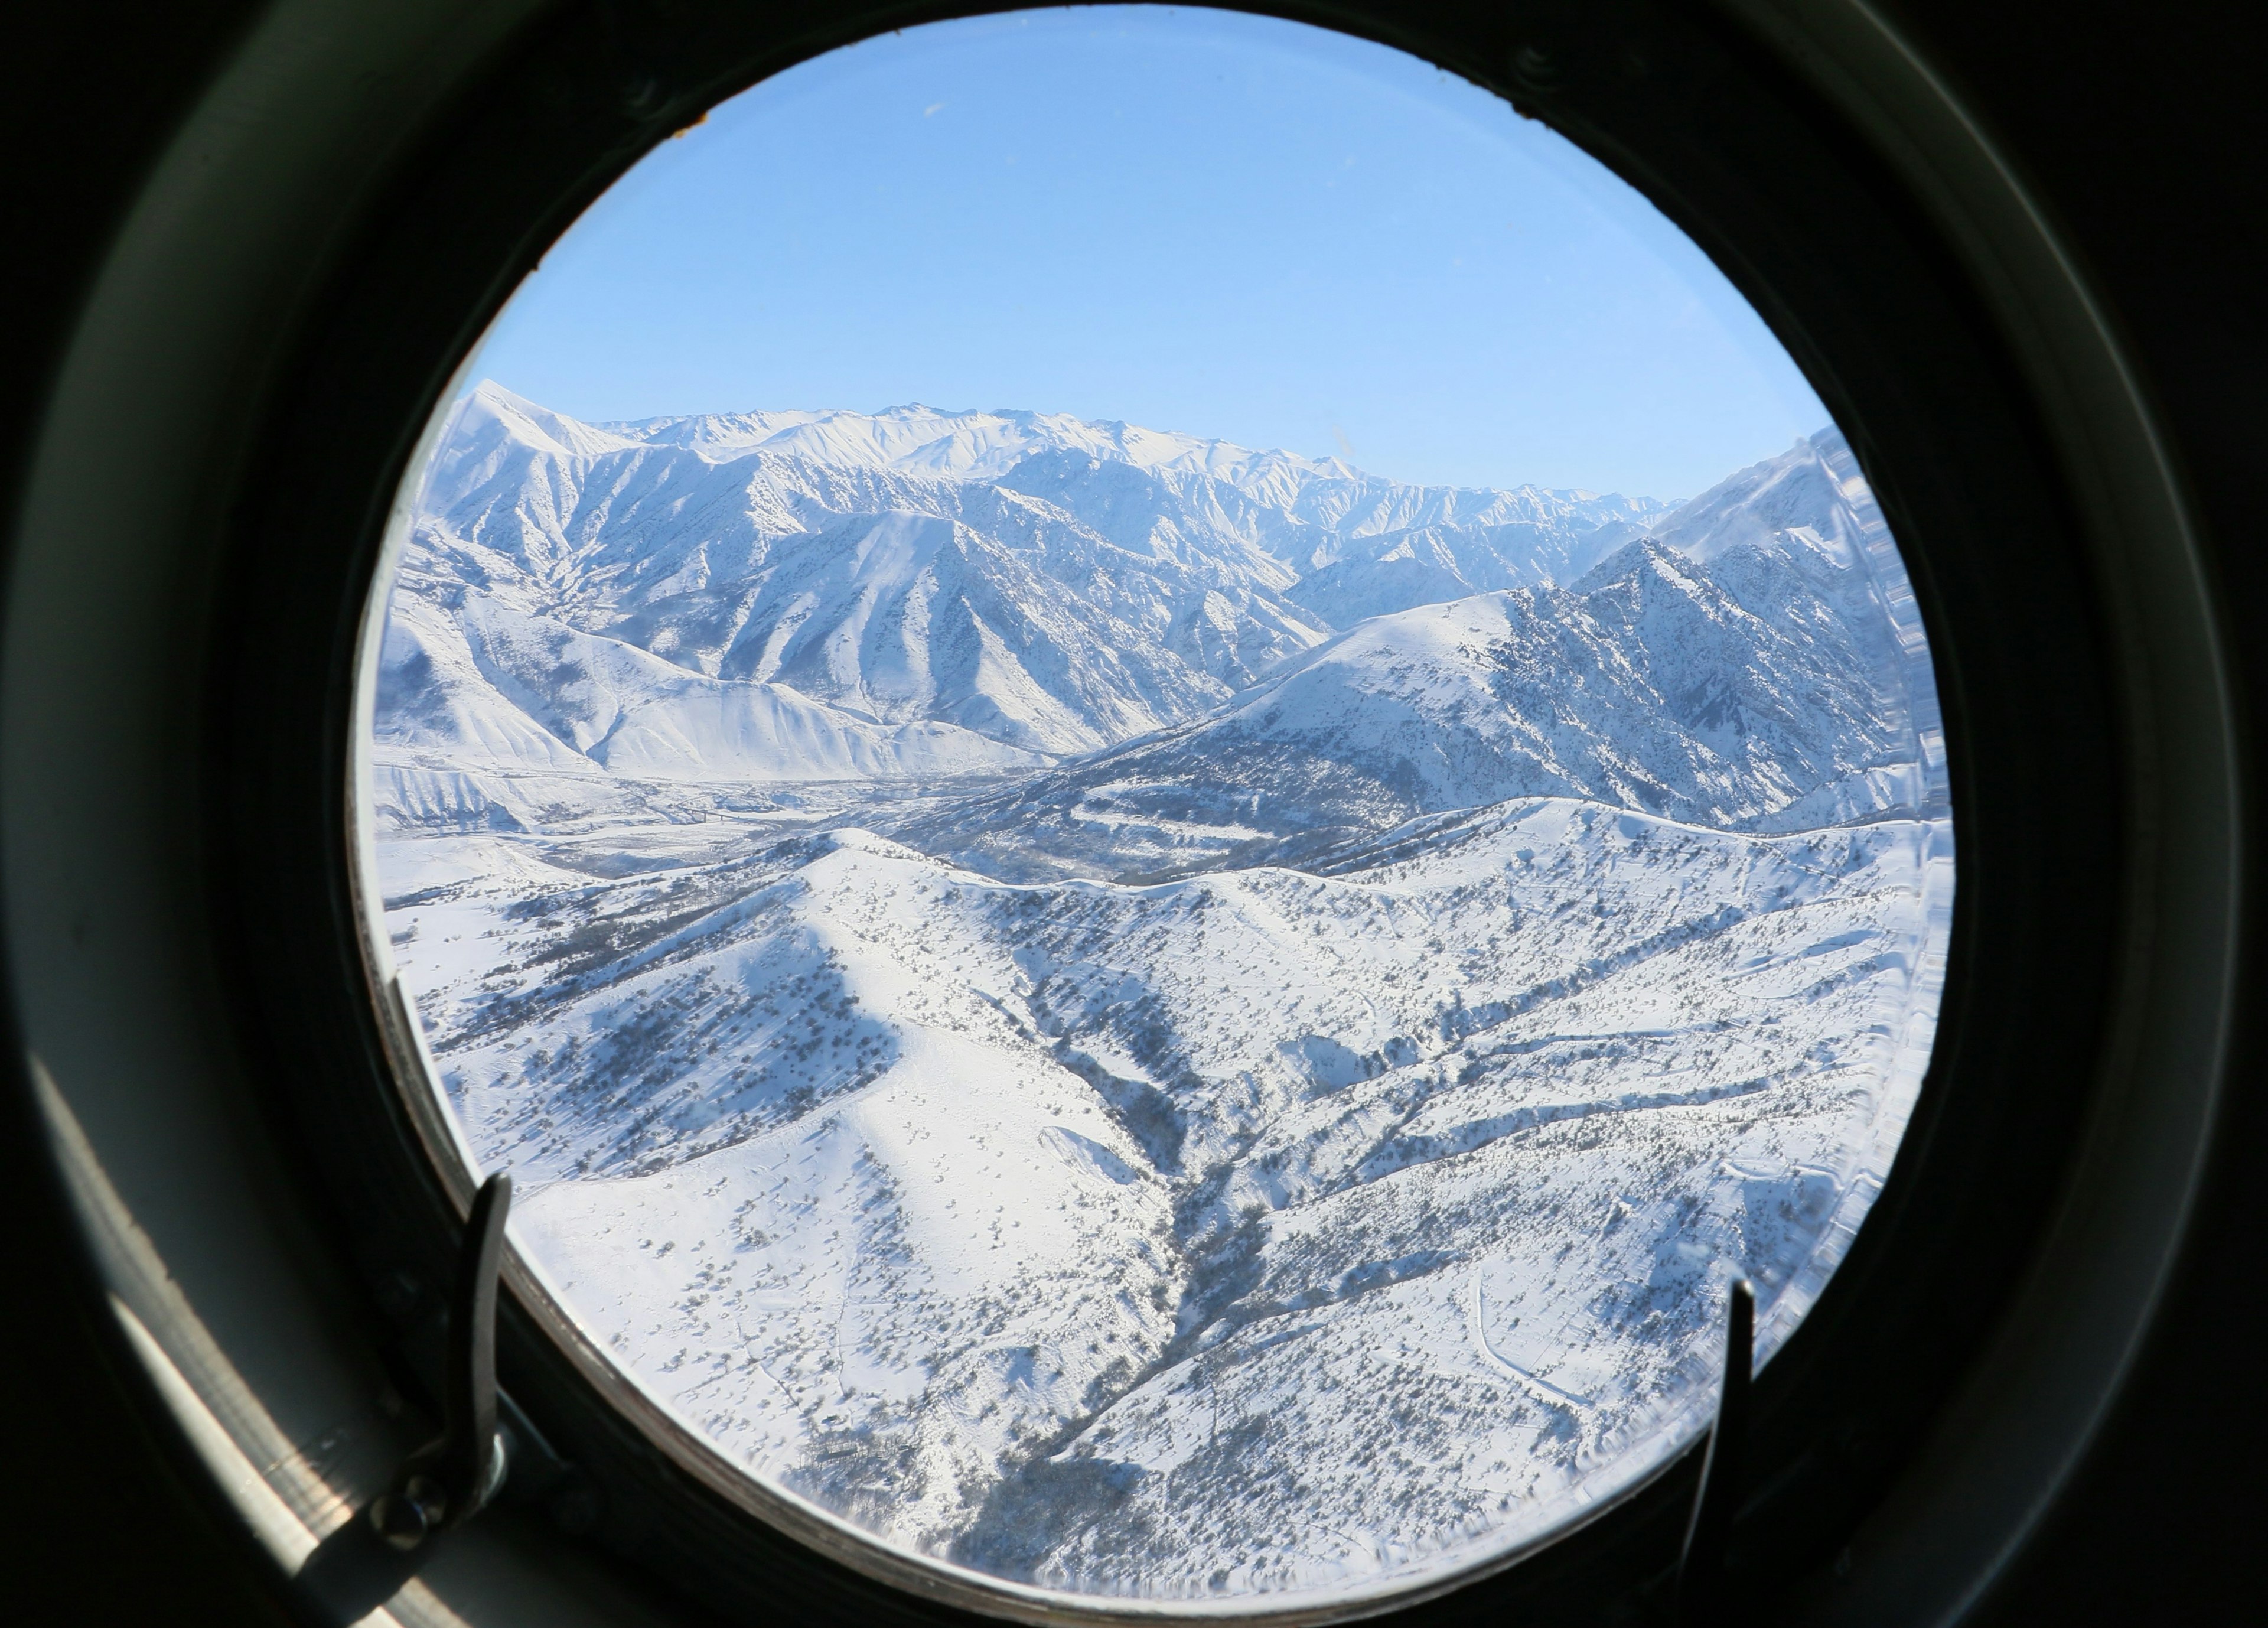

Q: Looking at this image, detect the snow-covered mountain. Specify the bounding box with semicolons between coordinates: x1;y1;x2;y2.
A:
376;385;1679;776
369;388;1951;1609
377;388;1939;862
893;536;1927;883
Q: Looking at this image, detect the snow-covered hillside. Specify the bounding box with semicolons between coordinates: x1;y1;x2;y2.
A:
894;537;1928;884
367;390;1951;1609
385;801;1949;1598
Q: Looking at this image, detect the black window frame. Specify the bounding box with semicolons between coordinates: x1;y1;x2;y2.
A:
2;1;2221;1624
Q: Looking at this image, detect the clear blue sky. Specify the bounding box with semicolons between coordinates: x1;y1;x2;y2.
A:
468;6;1831;501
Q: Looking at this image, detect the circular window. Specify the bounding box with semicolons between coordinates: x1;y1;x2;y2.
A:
354;8;1952;1613
13;0;2238;1622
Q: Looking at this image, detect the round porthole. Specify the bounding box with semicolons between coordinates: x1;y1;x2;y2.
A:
353;10;1951;1616
4;2;2233;1626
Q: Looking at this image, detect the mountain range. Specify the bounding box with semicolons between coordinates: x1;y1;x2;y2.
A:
375;383;1941;855
371;386;1951;1605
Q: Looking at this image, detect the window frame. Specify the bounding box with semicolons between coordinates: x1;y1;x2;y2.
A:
0;1;2227;1625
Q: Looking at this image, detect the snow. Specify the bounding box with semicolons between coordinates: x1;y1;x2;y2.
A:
367;391;1952;1610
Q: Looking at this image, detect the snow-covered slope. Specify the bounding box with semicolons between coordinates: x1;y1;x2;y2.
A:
377;588;1042;782
387;797;1950;1599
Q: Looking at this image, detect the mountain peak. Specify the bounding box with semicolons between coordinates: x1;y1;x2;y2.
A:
455;379;646;460
1644;431;1865;566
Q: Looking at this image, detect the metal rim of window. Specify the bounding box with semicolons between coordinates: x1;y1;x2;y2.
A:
0;2;2231;1627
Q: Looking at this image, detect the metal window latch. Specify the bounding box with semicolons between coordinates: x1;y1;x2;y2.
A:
301;1173;514;1620
370;1171;513;1550
1677;1277;1754;1628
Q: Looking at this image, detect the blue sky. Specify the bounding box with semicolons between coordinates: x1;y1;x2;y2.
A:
468;6;1830;501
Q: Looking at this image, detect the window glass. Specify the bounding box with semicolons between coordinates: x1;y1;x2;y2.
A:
359;6;1951;1611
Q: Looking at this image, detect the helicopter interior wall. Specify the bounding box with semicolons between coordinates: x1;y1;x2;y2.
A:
1866;4;2268;1623
1;8;324;1623
0;5;657;1624
1;2;2259;1624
